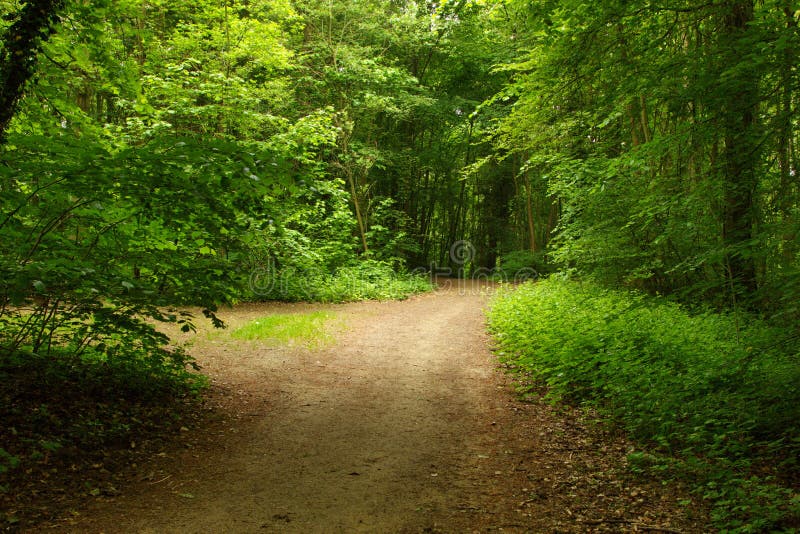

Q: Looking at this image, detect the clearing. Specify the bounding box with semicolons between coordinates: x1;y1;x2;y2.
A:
46;280;706;532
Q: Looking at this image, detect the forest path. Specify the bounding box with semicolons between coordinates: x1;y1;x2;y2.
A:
63;281;704;533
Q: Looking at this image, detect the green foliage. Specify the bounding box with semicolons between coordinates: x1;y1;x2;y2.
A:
0;0;398;401
488;278;800;531
365;197;422;267
480;0;800;313
230;311;337;348
2;0;797;526
0;448;19;477
496;250;551;279
319;261;433;302
249;258;433;303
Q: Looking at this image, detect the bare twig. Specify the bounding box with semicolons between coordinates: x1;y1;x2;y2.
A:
582;518;682;533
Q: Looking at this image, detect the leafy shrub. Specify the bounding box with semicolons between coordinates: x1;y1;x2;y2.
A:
1;302;205;397
248;259;433;302
488;278;800;532
496;249;552;279
365;197;422;267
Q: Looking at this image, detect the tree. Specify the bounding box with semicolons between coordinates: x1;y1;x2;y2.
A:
483;0;800;311
0;0;65;141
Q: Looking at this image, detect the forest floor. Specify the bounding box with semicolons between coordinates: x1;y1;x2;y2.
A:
15;280;709;533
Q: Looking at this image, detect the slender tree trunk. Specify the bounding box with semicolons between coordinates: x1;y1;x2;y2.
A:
619;24;647;149
347;168;369;254
524;171;536;253
0;0;65;142
639;94;651;144
628;97;643;147
720;0;759;297
451;177;466;245
547;197;558;248
449;117;474;251
136;1;147;65
419;169;432;262
336;117;368;254
779;2;798;259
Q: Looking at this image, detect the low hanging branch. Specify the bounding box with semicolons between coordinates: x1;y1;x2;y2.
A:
0;0;66;143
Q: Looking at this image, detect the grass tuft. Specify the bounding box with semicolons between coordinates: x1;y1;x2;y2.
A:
229;311;339;348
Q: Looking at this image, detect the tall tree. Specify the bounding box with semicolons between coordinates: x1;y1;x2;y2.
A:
717;0;760;298
483;0;800;311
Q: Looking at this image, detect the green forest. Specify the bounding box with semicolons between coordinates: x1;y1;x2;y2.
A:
1;0;799;531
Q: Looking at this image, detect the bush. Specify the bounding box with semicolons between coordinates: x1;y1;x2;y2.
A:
248;259;433;302
488;277;800;532
496;249;552;279
0;345;205;504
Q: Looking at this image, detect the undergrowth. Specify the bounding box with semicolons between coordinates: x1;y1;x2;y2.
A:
487;277;800;532
0;346;206;526
0;301;207;527
248;259;433;302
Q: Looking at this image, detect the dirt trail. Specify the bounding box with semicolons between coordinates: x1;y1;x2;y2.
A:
60;281;706;533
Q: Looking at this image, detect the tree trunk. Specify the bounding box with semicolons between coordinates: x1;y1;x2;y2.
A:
778;2;798;260
0;0;65;142
523;171;536;253
345;167;368;254
720;0;759;298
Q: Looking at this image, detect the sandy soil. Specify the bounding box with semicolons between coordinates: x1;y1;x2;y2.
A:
51;280;708;533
